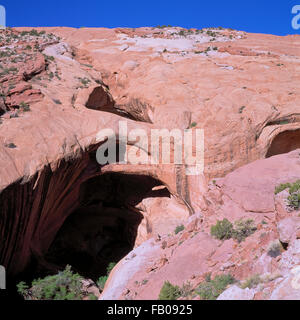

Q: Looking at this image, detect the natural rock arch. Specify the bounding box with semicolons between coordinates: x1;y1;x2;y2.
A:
266;129;300;158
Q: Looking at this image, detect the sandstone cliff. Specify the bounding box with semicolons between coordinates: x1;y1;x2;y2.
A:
0;26;299;300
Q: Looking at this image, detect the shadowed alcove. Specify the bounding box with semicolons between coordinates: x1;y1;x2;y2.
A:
266;129;300;158
44;172;170;280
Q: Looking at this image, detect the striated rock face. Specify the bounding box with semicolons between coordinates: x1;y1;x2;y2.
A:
46;26;300;178
101;150;300;300
0;28;194;280
0;26;299;299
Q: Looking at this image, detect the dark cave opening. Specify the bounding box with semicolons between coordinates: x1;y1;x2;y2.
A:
266;129;300;158
38;172;170;282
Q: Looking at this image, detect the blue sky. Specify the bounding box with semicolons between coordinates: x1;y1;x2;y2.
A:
1;0;300;35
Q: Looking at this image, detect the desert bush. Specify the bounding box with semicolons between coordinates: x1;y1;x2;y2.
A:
158;281;182;300
5;142;17;148
96;276;108;291
174;224;185;234
275;182;291;194
240;274;261;289
106;262;116;274
78;77;91;87
210;219;233;240
88;293;98;300
19;102;30;112
96;262;116;291
17;265;83;300
16;281;29;298
288;192;300;210
267;240;284;258
53;99;62;105
275;180;300;210
232;219;257;243
211;218;256;242
180;281;193;298
196;274;236;300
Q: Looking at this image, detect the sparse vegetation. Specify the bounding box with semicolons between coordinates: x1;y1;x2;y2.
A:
275;180;300;210
78;77;91;88
174;224;185;234
239;106;246;113
17;265;84;300
196;273;236;300
19;102;30;112
240;274;261;289
267;240;284;258
82;63;93;68
232;219;257;243
53;99;62;105
48;72;54;80
96;262;116;291
5;142;17;149
158;281;193;300
43;54;55;63
211;218;233;240
211;218;256;242
159;281;182;300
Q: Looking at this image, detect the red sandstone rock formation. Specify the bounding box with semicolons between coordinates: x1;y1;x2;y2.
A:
101;150;300;300
0;26;299;300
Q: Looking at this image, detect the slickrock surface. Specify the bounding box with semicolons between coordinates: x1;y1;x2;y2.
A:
101;150;300;300
0;26;299;300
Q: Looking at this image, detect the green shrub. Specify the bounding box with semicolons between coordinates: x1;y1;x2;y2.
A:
106;262;116;274
43;54;55;62
179;281;193;298
158;281;182;300
288;192;300;210
29;29;40;37
78;77;91;87
196;274;236;300
17;265;83;300
16;281;29;297
240;274;261;289
96;276;108;291
275;180;300;210
174;224;184;234
189;122;197;128
232;219;257;243
275;183;291;194
19;102;30;112
211;218;257;242
210;219;233;240
96;262;116;291
88;293;98;300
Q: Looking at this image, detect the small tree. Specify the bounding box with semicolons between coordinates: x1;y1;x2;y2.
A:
174;225;185;234
210;219;233;240
96;262;116;291
196;274;235;300
17;265;84;300
158;281;182;300
232;219;257;243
